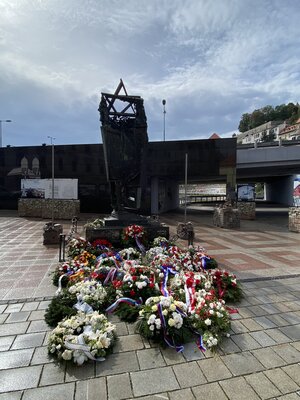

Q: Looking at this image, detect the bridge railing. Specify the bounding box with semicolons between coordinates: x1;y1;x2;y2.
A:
179;194;226;205
237;139;300;149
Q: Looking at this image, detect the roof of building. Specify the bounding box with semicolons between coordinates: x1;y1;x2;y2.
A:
209;133;221;139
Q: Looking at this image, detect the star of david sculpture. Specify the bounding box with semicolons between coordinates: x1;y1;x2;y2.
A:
98;80;148;221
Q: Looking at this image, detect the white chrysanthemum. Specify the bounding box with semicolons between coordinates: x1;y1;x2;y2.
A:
160;297;171;308
147;314;156;325
204;318;212;326
61;350;73;360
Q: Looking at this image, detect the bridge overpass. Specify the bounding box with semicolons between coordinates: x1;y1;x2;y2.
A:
181;142;300;208
237;141;300;205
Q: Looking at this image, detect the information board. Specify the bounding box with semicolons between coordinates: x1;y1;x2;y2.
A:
21;179;78;199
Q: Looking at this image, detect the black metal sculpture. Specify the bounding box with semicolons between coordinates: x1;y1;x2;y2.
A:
99;80;148;218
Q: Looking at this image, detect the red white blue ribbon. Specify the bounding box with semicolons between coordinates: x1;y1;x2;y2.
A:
160;265;177;297
135;237;146;254
196;335;206;352
157;303;184;352
106;297;141;313
103;268;117;285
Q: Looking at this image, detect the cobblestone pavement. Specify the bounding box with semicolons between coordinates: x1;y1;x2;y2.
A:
0;210;300;399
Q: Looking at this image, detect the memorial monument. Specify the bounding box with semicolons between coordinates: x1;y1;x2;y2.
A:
99;79;148;222
86;80;169;244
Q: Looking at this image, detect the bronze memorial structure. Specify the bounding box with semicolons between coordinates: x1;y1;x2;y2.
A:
85;80;169;244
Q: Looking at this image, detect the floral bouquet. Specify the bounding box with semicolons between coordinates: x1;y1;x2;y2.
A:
137;296;193;350
52;259;92;288
176;247;217;271
152;236;170;248
145;246;166;263
68;279;108;311
45;279;108;327
189;294;231;350
73;250;97;268
67;237;93;258
108;266;159;323
210;269;243;303
90;239;113;255
117;267;158;302
122;225;147;250
48;311;116;365
119;247;141;261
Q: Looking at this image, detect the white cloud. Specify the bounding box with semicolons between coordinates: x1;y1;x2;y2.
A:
0;0;299;145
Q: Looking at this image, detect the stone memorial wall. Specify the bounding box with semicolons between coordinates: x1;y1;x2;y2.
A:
18;199;80;219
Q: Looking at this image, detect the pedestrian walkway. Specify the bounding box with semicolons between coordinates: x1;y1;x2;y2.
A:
0;209;299;399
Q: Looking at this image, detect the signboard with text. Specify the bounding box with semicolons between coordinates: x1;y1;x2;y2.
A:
21;179;78;199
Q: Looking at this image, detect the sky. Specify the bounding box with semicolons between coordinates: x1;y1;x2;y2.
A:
0;0;299;147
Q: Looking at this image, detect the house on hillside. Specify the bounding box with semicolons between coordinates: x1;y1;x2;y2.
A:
278;118;300;140
236;121;286;144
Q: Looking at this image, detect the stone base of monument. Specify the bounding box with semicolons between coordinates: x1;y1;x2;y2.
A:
288;207;300;233
85;215;169;246
213;205;240;229
43;222;63;245
237;201;256;220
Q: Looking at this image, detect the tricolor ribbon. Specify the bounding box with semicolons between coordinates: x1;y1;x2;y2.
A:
135;237;146;254
160;265;177;297
196;335;206;352
103;268;117;285
106;297;141;313
157;303;184;352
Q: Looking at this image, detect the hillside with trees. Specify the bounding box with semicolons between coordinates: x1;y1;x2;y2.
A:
238;102;300;132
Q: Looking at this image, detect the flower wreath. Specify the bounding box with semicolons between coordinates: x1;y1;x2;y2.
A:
48;311;116;365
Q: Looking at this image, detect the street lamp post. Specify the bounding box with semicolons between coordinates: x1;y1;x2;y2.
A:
43;135;62;245
47;136;55;225
162;100;166;141
0;120;12;147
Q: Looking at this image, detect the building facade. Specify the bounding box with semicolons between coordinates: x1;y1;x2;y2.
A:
0;138;237;214
237;121;286;144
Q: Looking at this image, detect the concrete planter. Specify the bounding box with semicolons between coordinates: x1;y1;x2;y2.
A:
213;206;240;229
237;201;256;220
289;207;300;232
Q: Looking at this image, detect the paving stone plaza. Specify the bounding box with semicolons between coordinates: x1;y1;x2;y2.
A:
0;208;300;399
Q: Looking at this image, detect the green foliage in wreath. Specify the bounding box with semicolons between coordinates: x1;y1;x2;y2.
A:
52;270;69;287
44;292;77;327
114;303;140;323
221;282;243;303
206;257;218;269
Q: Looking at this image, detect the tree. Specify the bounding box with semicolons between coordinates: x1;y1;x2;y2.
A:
238;102;299;132
238;113;251;132
249;110;266;129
